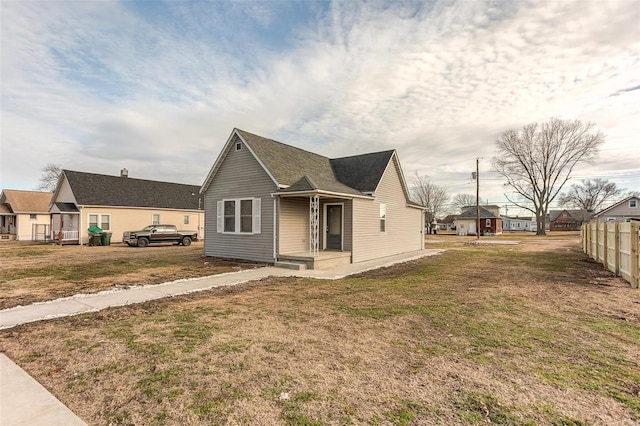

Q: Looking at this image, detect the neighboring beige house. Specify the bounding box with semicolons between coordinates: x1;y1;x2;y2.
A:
49;169;204;245
0;190;52;241
200;128;425;269
593;196;640;223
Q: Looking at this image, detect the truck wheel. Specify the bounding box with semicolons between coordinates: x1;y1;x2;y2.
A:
181;236;192;246
137;237;149;248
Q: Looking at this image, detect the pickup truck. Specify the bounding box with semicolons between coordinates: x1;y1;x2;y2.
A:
123;224;197;247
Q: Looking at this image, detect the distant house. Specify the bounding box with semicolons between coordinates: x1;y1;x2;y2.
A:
49;169;204;245
437;214;457;231
503;216;536;232
593;196;640;223
200;128;425;269
548;209;593;231
454;206;503;236
0;190;52;241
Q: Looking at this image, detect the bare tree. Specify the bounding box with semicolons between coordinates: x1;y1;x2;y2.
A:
493;118;604;235
36;163;62;192
451;193;477;213
557;178;622;212
412;172;449;231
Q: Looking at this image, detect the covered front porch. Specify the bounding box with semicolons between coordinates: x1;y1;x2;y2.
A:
50;203;80;245
0;207;16;241
276;194;353;270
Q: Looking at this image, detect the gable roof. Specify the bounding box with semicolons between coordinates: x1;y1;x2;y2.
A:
55;170;202;210
330;150;395;193
438;214;457;224
549;209;594;222
0;190;52;214
456;206;500;219
201;128;420;206
594;196;640;217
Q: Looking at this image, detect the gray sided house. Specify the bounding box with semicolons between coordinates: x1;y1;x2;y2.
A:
200;129;425;269
593;196;640;223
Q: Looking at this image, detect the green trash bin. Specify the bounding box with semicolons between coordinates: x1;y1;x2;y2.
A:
101;232;112;246
89;232;102;246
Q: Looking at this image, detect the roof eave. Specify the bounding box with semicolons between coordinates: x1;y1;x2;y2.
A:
272;189;373;200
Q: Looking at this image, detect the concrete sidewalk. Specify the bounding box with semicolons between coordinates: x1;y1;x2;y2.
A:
0;249;442;331
0;249;441;425
0;354;87;425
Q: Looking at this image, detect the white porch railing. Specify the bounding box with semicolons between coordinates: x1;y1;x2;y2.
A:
52;230;79;240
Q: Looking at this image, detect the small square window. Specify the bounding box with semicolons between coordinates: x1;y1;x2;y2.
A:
30;214;37;220
235;142;242;151
630;200;637;208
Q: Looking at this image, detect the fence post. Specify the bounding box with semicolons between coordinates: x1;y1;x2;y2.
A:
614;222;620;276
631;222;639;289
603;222;608;270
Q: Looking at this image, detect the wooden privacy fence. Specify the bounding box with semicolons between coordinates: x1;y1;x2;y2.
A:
582;221;639;288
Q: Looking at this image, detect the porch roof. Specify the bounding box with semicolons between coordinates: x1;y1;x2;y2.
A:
54;202;79;213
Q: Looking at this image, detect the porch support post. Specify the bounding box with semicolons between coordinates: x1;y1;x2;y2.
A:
309;195;319;258
58;214;63;246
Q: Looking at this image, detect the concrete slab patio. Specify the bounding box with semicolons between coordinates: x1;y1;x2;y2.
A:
0;249;442;425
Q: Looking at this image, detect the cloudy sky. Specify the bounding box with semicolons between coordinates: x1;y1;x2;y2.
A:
1;0;638;213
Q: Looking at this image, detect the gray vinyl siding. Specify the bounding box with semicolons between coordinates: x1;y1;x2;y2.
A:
279;198;309;253
352;160;423;263
204;136;276;263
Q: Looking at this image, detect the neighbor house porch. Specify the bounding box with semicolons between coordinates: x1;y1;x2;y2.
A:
50;203;80;245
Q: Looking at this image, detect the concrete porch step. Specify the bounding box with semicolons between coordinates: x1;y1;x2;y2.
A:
274;261;307;271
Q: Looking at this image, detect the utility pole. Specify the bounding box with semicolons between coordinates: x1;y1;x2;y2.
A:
476;158;480;240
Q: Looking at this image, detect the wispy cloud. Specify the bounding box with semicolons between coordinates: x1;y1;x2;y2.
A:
1;0;638;202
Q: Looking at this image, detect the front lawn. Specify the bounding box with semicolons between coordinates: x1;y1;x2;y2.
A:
0;242;260;309
1;236;638;424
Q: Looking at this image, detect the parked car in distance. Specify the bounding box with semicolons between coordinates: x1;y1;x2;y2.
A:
123;224;197;247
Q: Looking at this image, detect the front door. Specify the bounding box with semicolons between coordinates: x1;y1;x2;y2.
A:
326;205;342;250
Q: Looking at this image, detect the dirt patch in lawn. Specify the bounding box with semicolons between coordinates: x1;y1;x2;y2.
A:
0;242;262;309
1;235;638;425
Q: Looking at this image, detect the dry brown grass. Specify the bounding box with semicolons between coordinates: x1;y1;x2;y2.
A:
0;242;261;309
1;235;639;425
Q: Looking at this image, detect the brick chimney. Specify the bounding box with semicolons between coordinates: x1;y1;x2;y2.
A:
121;168;128;178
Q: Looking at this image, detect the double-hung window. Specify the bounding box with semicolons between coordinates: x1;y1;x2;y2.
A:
89;214;111;231
217;198;261;234
152;214;160;225
379;203;386;233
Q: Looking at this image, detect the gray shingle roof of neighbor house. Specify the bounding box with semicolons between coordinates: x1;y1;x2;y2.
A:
60;170;202;210
232;129;420;204
548;209;594;222
456;206;500;219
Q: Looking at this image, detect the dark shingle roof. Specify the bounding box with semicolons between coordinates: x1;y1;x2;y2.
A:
237;129;372;196
55;202;79;212
63;170;202;210
456;206;500;219
330;150;395;193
